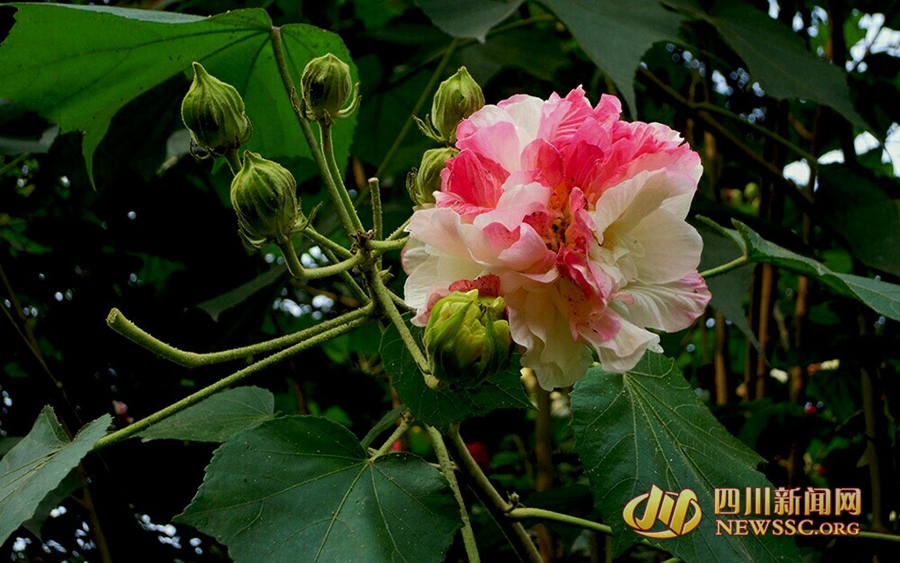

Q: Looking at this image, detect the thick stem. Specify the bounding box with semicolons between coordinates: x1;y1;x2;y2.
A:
320;123;365;232
371;414;412;459
94;315;371;450
370;177;383;242
107;303;373;368
368;238;408;252
369;267;431;376
427;426;480;562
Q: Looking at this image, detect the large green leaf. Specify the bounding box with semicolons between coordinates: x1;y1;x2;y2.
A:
0;4;357;184
381;322;532;428
700;1;868;131
543;0;686;114
417;0;523;42
0;407;111;545
733;221;900;321
139;386;275;443
571;353;800;561
176;416;460;562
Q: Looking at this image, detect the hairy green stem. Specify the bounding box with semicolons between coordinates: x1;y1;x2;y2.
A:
508;507;610;534
94;316;371;450
298;224;353;259
107;303;373;368
387;217;411;242
321;123;365;232
428;426;480;562
370;177;383;242
448;423;542;563
269;26;357;237
278;237;365;281
371;415;412;458
507;507;680;558
369;267;430;375
699;255;751;280
375;38;461;179
368;238;408;252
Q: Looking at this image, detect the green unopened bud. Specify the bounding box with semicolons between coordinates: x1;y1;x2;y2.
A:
300;54;355;123
181;62;251;154
424;289;512;388
431;67;484;145
230;151;299;249
409;147;458;206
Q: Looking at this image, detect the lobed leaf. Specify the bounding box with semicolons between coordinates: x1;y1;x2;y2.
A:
0;407;111;545
571;353;800;561
176;416;460;562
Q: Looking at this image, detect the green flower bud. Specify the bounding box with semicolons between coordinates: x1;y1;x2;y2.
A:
424;289;512;388
300;53;353;122
431;67;484;145
410;147;458;206
181;62;251;154
230;151;299;249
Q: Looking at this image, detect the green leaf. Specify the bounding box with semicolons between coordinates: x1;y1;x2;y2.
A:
734;221;900;321
417;0;523;42
455;26;571;83
816;164;900;277
701;1;868;131
544;0;686;114
176;416;460;562
570;353;800;561
382;322;532;428
0;4;357;184
0;407;111;545
139;386;275;443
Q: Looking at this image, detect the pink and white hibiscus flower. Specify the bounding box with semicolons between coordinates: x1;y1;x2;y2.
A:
402;87;711;390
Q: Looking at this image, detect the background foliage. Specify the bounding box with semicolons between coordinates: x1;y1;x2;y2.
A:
1;0;898;561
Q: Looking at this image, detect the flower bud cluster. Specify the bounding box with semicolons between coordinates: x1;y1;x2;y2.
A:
423;289;512;388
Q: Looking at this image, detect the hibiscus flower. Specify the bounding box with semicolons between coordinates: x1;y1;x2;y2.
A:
402;87;711;390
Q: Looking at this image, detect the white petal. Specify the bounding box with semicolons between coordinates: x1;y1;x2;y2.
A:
508;287;593;390
615;273;710;332
594;314;661;373
629;208;704;284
